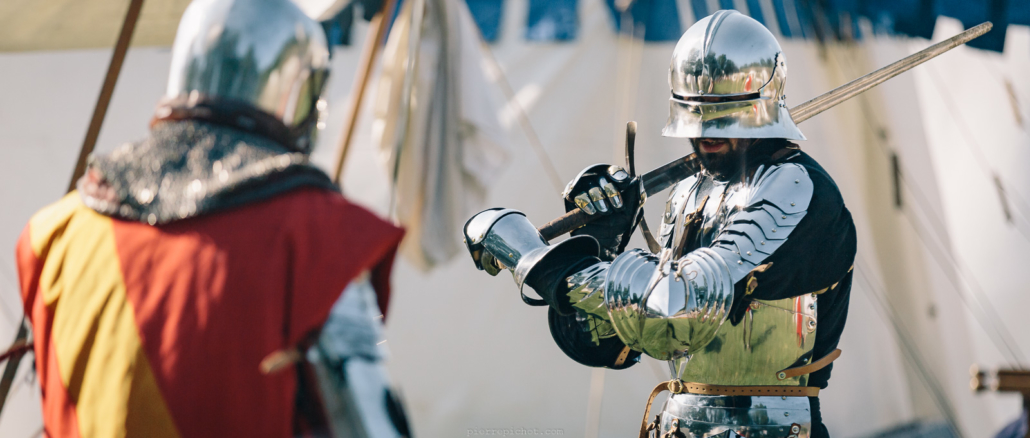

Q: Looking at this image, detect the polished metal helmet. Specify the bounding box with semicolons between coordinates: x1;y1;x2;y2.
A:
662;10;805;140
163;0;331;151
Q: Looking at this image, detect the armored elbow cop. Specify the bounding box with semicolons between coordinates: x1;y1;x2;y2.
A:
604;249;735;360
463;209;600;311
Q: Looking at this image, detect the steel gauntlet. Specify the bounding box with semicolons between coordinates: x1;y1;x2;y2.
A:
463;208;600;310
562;164;643;258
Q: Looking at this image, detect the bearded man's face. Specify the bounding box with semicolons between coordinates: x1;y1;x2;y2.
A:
690;137;752;179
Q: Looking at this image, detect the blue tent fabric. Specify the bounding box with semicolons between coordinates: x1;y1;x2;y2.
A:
317;0;1025;54
881;0;937;40
745;0;767;26
995;409;1029;438
466;0;505;42
1010;0;1030;25
691;0;711;27
603;0;682;41
772;0;801;38
322;4;356;46
527;0;579;41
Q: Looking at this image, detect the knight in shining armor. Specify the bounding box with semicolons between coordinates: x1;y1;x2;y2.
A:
464;11;856;438
15;0;410;436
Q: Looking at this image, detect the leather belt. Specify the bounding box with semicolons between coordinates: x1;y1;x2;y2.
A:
682;382;820;397
636;348;843;438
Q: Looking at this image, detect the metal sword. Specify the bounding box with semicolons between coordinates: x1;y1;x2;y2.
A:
538;21;993;241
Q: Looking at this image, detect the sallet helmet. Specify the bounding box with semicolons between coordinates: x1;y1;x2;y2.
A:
162;0;331;152
662;10;805;140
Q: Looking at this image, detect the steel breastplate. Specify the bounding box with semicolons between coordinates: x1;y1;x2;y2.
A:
672;294;817;386
662;176;818;386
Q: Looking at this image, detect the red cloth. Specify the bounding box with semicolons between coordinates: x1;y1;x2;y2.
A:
17;187;403;437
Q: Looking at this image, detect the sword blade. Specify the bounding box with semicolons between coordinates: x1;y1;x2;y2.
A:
539;22;992;241
790;22;992;123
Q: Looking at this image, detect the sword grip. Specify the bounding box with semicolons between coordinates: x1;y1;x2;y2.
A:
538;208;592;242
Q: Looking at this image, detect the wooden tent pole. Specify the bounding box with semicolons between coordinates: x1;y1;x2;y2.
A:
68;0;146;193
0;0;146;417
331;0;398;186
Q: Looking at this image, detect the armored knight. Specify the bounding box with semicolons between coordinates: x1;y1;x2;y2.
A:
464;10;856;438
16;0;408;436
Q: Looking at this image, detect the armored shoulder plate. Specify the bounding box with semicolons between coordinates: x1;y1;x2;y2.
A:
708;163;814;282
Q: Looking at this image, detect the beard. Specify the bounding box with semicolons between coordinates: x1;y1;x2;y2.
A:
690;138;754;181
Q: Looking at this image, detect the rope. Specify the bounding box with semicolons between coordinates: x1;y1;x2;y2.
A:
478;43;565;193
924;63;1030;239
853;256;965;438
826;44;1027;366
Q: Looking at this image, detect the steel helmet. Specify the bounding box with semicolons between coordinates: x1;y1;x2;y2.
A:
662;10;805;140
163;0;331;151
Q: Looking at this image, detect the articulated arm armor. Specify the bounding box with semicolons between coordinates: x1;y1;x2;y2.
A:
564;163;813;361
466;162;815;366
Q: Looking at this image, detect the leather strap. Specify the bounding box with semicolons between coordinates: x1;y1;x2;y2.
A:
638;380;685;438
682;382;820;397
614;346;633;367
777;349;842;380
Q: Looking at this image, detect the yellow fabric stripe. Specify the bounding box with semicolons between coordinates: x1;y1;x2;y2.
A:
28;192;85;257
33;194;180;438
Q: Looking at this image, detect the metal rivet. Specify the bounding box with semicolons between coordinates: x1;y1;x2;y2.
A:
784;412;790;417
738;260;743;265
782;215;787;219
771;229;777;233
761;241;766;245
746;251;751;255
795;179;799;184
777;372;787;379
792;425;801;433
791;202;796;206
782;396;787;400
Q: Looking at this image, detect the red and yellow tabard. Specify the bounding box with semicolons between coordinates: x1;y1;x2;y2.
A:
16;188;403;437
